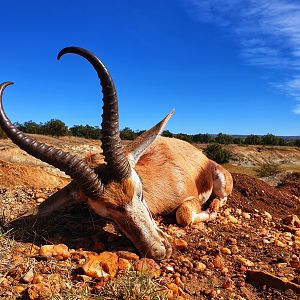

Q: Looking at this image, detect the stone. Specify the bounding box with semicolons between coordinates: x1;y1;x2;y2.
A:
213;254;224;270
134;258;161;278
22;269;34;283
117;251;139;261
227;215;238;223
82;252;118;280
274;240;286;248
263;211;272;220
283;215;300;228
194;261;206;272
237;256;254;267
39;244;70;261
118;258;131;272
242;212;251;219
174;238;188;251
221;247;232;255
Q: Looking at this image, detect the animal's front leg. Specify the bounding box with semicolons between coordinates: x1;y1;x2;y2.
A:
176;197;224;227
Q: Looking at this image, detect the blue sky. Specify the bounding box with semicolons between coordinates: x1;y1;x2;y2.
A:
0;0;299;136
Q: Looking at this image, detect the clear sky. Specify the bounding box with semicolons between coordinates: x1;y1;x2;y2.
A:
0;0;299;136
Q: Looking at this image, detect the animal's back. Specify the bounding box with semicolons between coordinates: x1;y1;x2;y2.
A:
135;136;210;215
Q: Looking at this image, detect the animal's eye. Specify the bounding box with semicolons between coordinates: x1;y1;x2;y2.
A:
136;185;143;200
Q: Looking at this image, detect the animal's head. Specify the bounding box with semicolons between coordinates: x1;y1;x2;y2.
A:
0;47;172;260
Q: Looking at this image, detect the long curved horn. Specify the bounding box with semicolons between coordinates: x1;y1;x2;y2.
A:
0;82;103;199
57;47;131;181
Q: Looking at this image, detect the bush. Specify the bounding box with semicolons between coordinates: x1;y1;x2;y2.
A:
244;134;262;145
41;119;68;137
215;133;234;144
256;162;280;177
70;125;101;139
120;127;138;140
204;143;232;164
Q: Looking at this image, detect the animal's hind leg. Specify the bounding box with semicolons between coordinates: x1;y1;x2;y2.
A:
176;197;219;227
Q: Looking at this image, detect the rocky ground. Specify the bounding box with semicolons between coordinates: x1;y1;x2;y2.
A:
0;136;299;299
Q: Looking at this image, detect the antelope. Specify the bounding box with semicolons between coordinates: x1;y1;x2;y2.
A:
0;47;233;261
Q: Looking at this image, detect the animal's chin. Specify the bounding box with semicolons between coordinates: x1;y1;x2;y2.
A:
136;238;172;261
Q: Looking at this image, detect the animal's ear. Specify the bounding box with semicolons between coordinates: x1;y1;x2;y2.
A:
126;109;174;166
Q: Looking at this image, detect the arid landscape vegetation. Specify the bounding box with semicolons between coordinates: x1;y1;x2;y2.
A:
0;134;299;299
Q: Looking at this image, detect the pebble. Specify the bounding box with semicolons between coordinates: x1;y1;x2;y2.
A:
274;240;286;248
226;237;237;245
32;274;44;284
227;215;238;224
82;252;118;280
223;278;234;290
0;277;9;287
237;256;254;267
36;197;45;203
118;258;131;272
221;247;232;255
174;238;188;251
22;269;34;283
175;276;185;289
277;263;287;269
194;261;206;272
134;258;161;278
39;244;70;260
242;212;251;219
117;251;139;261
224;208;232;216
230;245;239;254
12;285;26;293
213;254;224;270
263;211;272;220
163;264;174;273
283;215;300;228
290;261;300;269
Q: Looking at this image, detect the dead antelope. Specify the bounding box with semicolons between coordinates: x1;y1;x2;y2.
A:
0;47;232;260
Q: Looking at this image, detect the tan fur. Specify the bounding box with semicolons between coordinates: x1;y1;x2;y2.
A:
131;136;233;225
101;178;135;210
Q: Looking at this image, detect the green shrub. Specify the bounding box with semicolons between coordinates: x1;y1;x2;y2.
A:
256;162;280;177
204;143;232;164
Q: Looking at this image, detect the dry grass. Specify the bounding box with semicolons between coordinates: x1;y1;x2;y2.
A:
95;270;168;300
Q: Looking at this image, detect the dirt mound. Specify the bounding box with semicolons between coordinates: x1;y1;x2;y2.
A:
229;173;300;218
0;160;69;189
277;172;300;197
1;170;300;299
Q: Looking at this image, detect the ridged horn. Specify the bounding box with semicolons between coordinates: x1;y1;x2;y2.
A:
57;46;131;181
0;82;103;199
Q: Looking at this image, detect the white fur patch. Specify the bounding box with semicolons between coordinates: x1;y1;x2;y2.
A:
199;187;213;204
214;169;226;197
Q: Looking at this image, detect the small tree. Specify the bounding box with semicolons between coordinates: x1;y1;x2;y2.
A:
70;125;101;139
175;133;193;143
215;133;234;144
22;120;42;134
256;162;280;177
192;133;212;143
42;119;68;137
120;127;137;140
162;130;173;138
204;143;232;164
262;134;280;145
244;134;262;145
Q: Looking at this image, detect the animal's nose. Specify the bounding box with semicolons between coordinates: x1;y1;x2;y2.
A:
148;242;167;261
